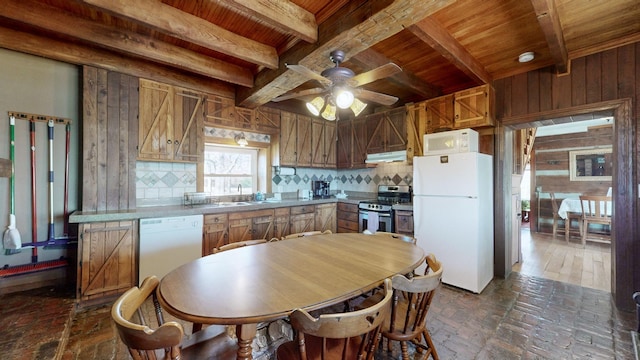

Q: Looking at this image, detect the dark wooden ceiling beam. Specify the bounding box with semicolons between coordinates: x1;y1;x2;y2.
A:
408;17;492;84
2;0;253;87
351;49;441;99
0;25;235;97
208;0;318;44
81;0;279;69
237;0;456;108
530;0;569;74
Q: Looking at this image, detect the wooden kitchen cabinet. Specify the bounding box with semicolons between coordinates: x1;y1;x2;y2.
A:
202;213;228;255
365;107;407;154
424;94;455;133
337;202;359;233
336;119;352;168
228;209;274;243
289;205;315;234
279;111;312;167
312;118;337;168
273;207;290;239
77;220;137;306
394;210;414;236
337;118;369;169
138;79;204;162
315;203;337;233
454;84;494;129
203;95;280;134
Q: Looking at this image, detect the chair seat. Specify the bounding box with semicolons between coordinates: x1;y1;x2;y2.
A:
181;325;238;360
276;335;365;360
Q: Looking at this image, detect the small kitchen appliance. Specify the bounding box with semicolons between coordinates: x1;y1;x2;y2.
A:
312;180;331;199
423;128;479;155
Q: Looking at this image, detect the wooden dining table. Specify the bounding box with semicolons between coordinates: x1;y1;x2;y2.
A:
157;232;425;360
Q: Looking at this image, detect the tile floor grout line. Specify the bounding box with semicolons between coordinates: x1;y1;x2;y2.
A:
54;304;75;360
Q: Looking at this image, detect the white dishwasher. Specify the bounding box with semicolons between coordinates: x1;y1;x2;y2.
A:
139;215;203;285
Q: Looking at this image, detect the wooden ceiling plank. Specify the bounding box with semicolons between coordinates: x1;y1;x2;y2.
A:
351;48;441;99
530;0;569;74
81;0;279;69
408;17;492;84
210;0;318;44
0;25;234;97
2;0;253;87
238;0;457;108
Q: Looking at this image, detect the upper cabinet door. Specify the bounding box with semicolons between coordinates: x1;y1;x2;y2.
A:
138;79;203;162
139;79;173;160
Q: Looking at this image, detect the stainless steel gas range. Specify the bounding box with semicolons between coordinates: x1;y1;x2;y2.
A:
358;185;412;233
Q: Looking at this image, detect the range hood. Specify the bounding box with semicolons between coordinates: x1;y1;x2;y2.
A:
365;150;407;164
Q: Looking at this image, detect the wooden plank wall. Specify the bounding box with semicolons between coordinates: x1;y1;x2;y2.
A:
82;66;138;211
493;42;638;310
532;125;613;233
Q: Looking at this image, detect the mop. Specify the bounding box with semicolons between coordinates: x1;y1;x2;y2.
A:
3;115;22;253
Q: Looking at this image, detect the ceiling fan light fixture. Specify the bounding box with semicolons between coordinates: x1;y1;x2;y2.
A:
321;102;337;121
306;96;325;116
350;98;367;117
335;88;355;109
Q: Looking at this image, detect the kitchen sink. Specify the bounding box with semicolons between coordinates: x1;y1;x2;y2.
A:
217;201;252;206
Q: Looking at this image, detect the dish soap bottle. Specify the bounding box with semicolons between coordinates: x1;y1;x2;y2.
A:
255;192;264;201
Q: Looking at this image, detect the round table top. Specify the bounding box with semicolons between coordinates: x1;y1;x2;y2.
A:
157;232;425;325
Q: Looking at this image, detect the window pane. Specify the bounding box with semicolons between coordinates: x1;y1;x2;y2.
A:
204;145;257;195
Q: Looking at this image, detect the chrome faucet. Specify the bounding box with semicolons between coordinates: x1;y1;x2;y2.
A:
238;184;242;195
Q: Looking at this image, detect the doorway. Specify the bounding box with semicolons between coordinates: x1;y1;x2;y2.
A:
509;116;615;292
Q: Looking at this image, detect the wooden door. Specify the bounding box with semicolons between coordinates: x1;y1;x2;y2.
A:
296;114;312;167
279;111;297;166
365;113;385;154
138;79;173;160
77;221;136;304
250;209;274;240
315;203;337;233
228;215;253;243
394;210;414;236
311;118;326;167
352;118;368;168
173;87;203;162
324;121;337;167
274;207;290;240
336;119;352;168
203;94;236;129
203;214;228;255
290;213;315;234
424;94;454;133
254;106;280;134
384;107;407;152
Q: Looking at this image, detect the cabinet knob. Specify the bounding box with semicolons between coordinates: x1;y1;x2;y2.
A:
167;140;172;144
174;140;180;145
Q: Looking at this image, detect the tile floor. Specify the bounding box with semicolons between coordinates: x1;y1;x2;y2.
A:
0;270;636;360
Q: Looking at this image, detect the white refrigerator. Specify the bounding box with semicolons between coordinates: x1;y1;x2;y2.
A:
413;152;494;293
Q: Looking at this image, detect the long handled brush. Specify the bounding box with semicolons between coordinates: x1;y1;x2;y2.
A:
4;115;22;253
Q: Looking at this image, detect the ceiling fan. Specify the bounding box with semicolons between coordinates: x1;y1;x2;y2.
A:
271;50;401;120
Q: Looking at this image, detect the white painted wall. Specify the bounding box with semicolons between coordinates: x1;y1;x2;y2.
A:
0;48;80;267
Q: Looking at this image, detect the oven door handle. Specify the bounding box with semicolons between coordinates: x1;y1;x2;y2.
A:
359;211;392;217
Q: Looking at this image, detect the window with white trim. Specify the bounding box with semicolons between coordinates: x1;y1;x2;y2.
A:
204;145;258;195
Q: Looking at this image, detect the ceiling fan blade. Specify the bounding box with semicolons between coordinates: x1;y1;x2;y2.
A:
348;63;401;87
356;89;399;106
271;88;325;102
286;64;333;87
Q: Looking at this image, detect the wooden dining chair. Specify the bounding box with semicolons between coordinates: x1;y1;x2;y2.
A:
276;278;392;360
111;276;237;360
579;195;612;247
212;239;267;253
357;253;443;360
550;192;582;244
371;231;417;244
282;229;332;240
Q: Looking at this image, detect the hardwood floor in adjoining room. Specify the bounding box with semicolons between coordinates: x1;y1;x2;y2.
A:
512;225;612;292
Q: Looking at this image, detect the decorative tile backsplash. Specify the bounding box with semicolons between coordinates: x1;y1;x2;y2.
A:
272;163;413;194
136;160;413;205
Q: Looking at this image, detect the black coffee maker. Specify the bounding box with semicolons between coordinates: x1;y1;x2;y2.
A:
312;181;330;199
